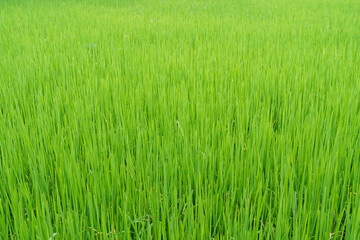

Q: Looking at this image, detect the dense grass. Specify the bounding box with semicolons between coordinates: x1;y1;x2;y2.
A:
1;0;360;239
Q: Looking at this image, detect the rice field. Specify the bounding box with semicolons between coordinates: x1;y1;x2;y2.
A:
1;0;360;239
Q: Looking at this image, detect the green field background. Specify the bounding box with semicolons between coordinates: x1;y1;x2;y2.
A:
1;0;360;239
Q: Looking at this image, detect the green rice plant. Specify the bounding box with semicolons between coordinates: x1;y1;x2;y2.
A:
0;0;360;239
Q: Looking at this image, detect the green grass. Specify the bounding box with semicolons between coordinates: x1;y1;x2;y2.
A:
1;0;360;239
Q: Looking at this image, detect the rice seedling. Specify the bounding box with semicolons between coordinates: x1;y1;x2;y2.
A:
0;0;360;239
